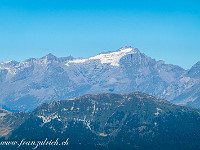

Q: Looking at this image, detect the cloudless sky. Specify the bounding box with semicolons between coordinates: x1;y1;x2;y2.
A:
0;0;200;69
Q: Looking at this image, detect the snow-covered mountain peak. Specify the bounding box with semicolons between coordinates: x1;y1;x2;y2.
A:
1;60;13;64
66;47;138;66
1;60;19;65
0;60;19;69
1;46;199;112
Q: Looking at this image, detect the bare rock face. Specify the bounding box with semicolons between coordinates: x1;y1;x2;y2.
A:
0;46;200;111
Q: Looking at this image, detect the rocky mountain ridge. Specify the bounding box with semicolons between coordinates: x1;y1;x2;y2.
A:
1;92;200;149
0;46;200;111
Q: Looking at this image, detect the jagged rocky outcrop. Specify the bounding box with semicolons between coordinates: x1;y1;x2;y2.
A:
0;46;200;111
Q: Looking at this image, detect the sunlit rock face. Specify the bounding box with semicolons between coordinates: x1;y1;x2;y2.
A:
0;46;200;111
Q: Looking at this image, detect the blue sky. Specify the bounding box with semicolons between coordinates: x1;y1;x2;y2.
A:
0;0;200;69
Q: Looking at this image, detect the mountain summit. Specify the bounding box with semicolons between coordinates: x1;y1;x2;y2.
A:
0;47;200;111
66;46;138;66
42;53;58;61
1;92;200;149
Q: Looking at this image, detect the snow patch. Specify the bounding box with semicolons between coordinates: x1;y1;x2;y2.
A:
1;60;13;64
0;113;7;117
155;108;162;116
70;106;74;110
99;133;108;137
66;47;137;66
108;78;118;84
38;115;61;124
163;90;166;95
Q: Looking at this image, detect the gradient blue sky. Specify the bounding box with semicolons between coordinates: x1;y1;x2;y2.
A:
0;0;200;69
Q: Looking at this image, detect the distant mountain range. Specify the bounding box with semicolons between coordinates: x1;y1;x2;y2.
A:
1;92;200;149
0;46;200;111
